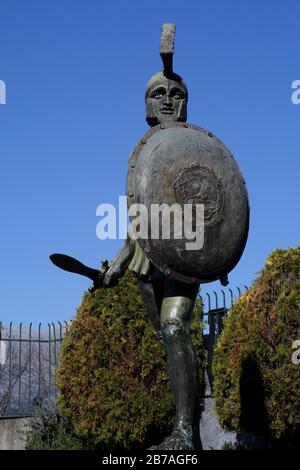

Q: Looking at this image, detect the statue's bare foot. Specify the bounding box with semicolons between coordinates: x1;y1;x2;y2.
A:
148;428;194;451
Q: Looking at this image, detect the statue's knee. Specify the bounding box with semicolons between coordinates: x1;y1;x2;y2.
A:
160;318;187;344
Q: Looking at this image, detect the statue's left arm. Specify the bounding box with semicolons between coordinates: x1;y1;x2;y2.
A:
103;232;135;287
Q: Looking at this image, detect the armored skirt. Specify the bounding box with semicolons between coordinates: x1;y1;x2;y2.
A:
128;241;164;281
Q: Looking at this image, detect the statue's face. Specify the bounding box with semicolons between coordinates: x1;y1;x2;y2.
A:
146;77;187;126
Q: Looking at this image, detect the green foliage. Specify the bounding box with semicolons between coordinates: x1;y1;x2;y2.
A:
221;441;237;450
56;270;204;450
25;405;91;450
213;246;300;447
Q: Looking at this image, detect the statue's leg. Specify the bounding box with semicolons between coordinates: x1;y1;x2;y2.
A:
138;278;164;333
152;279;201;450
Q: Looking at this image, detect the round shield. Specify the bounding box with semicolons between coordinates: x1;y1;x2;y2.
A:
127;121;249;284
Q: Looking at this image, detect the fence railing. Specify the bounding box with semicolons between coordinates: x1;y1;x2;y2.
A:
200;286;248;389
0;286;246;418
0;322;69;418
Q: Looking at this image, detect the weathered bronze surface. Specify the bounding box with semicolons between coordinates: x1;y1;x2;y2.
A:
127;122;249;284
50;254;112;291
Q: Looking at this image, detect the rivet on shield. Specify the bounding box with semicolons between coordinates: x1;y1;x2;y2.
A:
160;124;165;129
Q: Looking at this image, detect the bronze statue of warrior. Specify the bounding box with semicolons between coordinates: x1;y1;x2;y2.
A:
50;23;249;450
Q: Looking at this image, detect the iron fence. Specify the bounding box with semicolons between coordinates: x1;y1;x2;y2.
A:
200;286;248;389
0;286;246;418
0;321;69;418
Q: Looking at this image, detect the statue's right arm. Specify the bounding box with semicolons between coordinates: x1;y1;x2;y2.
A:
103;230;135;287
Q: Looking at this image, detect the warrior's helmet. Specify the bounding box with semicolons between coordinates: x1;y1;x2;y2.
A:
145;24;188;127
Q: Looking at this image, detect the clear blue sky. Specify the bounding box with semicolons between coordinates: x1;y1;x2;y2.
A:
0;0;299;325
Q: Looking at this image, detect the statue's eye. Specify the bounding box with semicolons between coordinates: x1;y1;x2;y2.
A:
173;92;184;100
150;89;166;99
170;88;185;100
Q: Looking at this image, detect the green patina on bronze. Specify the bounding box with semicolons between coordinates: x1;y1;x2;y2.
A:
128;241;150;278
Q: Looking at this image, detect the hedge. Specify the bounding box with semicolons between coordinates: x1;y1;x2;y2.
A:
213;246;300;447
